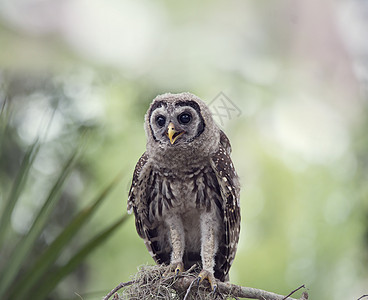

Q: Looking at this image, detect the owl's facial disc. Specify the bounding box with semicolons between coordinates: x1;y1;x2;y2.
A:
148;99;205;146
167;122;185;145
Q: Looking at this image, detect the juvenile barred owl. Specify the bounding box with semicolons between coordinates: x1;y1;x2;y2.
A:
127;92;241;290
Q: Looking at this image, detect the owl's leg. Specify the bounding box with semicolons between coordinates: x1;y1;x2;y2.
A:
198;212;218;292
163;215;185;276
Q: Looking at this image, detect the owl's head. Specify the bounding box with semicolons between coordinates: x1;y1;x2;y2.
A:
144;92;220;164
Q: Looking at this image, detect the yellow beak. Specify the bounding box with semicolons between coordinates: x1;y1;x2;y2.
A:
167;122;184;145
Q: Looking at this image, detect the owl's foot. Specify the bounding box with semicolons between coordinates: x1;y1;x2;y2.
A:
197;269;217;292
174;262;184;275
163;262;184;277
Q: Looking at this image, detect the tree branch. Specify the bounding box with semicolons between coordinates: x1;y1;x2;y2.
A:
282;285;306;300
172;275;308;300
103;265;308;300
103;281;134;300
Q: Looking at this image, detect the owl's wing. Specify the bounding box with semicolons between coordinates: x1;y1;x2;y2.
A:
127;152;150;238
210;143;241;281
219;129;232;155
127;152;169;264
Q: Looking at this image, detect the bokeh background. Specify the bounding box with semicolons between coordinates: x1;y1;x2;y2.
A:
1;0;368;299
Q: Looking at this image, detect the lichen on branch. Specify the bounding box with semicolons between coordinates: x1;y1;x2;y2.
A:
103;265;308;300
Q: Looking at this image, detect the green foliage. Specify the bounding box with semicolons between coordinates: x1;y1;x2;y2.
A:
0;139;41;247
0;102;128;300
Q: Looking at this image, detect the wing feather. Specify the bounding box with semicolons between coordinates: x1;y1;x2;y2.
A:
127;152;150;238
127;152;169;265
210;140;241;281
219;129;232;155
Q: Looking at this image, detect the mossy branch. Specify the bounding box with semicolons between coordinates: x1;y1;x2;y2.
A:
103;265;308;300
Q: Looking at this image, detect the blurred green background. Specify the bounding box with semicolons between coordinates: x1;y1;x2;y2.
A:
0;0;368;299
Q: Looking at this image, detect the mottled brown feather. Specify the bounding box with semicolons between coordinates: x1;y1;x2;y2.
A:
126;93;241;283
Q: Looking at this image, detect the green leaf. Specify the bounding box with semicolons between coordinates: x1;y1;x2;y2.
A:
0;149;78;298
0;98;10;146
10;173;124;300
0;100;58;247
32;214;129;300
0;139;41;247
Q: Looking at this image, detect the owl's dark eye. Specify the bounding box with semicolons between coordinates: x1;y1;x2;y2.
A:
178;113;192;124
156;115;166;127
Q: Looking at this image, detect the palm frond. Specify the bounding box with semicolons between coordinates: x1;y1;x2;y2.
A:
10;172;124;300
0;149;78;298
32;214;129;300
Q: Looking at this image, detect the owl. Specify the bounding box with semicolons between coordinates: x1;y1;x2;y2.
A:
127;92;240;291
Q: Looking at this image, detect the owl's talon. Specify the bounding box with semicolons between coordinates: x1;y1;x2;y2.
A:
197;270;217;292
175;262;184;275
163;262;184;277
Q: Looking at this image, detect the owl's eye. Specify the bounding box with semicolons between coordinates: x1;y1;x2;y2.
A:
156;115;166;127
178;113;192;124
